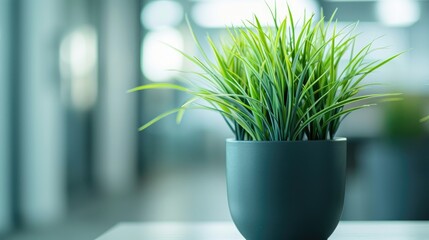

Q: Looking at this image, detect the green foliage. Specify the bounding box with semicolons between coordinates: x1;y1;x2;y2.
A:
384;95;427;138
131;7;400;141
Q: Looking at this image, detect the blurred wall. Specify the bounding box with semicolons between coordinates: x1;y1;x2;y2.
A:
19;0;66;227
95;0;140;194
0;0;12;235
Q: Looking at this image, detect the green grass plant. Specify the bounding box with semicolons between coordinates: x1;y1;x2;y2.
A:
130;7;400;141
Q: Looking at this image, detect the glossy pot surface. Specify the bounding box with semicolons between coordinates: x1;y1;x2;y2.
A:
226;139;347;240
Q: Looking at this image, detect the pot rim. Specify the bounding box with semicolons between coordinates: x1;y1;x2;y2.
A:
226;137;347;143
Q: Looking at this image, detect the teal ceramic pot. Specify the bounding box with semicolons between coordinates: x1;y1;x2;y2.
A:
226;138;347;240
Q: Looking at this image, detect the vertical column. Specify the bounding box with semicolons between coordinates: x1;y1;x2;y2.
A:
0;0;11;234
95;0;140;194
19;0;66;227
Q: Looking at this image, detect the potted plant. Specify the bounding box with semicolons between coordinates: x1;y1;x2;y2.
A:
131;7;399;240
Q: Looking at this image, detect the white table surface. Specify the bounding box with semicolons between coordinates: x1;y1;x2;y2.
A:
96;221;429;240
97;221;429;240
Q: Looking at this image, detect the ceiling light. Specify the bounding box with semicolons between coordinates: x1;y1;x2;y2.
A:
141;1;184;30
376;0;420;27
192;0;319;28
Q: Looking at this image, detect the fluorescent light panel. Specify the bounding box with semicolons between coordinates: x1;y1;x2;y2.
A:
141;0;184;30
376;0;420;27
192;0;319;28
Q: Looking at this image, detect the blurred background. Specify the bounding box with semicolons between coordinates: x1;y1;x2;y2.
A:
1;0;429;239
